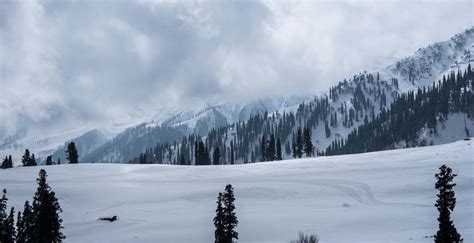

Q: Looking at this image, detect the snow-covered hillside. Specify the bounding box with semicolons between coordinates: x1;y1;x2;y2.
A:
1;140;472;243
383;27;474;90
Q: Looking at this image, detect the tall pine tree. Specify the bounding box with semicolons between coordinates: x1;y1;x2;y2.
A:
434;165;462;243
17;201;34;243
222;184;238;243
66;142;79;164
31;169;65;242
214;192;225;243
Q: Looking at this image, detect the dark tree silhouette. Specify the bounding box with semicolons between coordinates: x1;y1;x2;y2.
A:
2;156;13;169
434;165;462;243
222;184;238;243
46;155;54;166
66;142;79;164
17;201;34;243
213;146;221;165
31;169;65;242
214;192;225;243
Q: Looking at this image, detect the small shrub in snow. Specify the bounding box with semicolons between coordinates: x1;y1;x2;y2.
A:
290;232;319;243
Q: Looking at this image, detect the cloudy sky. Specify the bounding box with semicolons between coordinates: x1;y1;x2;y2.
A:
0;0;472;137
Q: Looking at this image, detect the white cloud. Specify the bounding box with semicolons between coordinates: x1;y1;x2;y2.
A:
0;0;472;137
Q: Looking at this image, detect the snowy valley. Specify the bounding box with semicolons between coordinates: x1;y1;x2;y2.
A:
0;139;472;242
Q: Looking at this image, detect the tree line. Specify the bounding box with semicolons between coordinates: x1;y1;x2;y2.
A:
325;65;473;155
1;142;79;169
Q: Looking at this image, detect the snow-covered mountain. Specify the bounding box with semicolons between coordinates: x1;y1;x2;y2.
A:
3;28;473;164
381;27;474;90
127;28;473;165
61;95;310;163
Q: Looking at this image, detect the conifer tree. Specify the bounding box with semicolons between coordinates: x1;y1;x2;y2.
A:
230;141;234;165
46;155;53;166
296;128;303;158
292;132;297;158
66;142;79;164
303;127;314;157
31;169;65;242
276;138;282;161
21;149;31;167
16;201;34;243
261;135;266;161
2;156;13;169
434;165;462;243
29;153;37;167
214;192;225;243
267;134;276;161
222;184;238;243
213;146;221;165
0;189;11;242
6;207;16;243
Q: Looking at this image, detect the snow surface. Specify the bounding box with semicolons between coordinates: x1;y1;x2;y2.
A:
1;139;473;243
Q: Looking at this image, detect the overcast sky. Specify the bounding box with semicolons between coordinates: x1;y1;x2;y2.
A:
0;0;472;137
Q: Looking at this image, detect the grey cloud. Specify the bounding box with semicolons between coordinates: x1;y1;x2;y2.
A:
0;0;472;138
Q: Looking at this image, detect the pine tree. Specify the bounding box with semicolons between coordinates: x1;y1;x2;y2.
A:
434;165;462;243
0;189;11;242
296;128;303;158
230;141;235;165
222;184;238;243
66;142;79;164
214;192;225;243
276;138;282;161
267;134;276;161
261;135;266;161
46;155;53;166
324;121;331;138
21;149;31;167
6;207;16;243
2;156;13;169
213;146;221;165
29;153;37;167
303;127;314;157
16;201;34;243
31;169;65;242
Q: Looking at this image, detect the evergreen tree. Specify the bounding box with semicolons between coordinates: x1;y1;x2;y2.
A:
213;146;221;165
6;207;16;243
31;169;65;242
29;153;37;167
0;189;12;243
276;138;282;161
324;121;331;138
21;149;31;167
2;156;13;169
16;201;34;243
434;165;462;243
66;142;79;164
296;128;303;158
292;132;297;158
267;134;276;161
222;184;238;243
214;192;225;243
46;155;53;166
230;141;235;165
303;127;314;157
261;135;266;162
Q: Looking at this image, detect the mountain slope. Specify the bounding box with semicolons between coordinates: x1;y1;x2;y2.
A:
0;140;472;243
383;27;474;89
127;28;474;165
